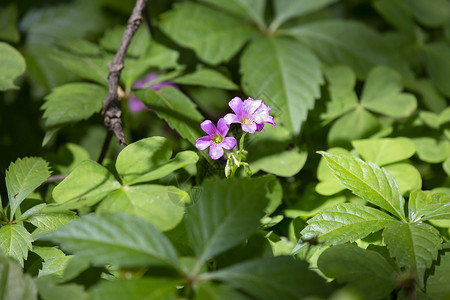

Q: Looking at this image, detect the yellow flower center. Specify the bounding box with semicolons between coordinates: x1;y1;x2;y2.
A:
212;134;223;144
241;118;252;125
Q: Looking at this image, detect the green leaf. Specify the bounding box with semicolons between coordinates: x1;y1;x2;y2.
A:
373;0;415;36
54;38;101;56
0;251;37;300
317;244;397;300
0;42;26;90
173;68;238;90
410;0;450;27
46;143;91;174
408;190;450;222
27;210;78;232
5;157;51;218
159;2;254;65
301;203;397;245
199;0;266;29
43;213;180;269
185;178;270;271
427;250;450;299
413;137;450;163
287;20;412;79
116;136;198;185
383;222;442;287
137;87;204;146
328;108;380;147
352;137;416;166
240;36;323;136
270;0;338;30
424;43;450;98
0;224;32;267
42;83;108;142
384;163;422;196
316;147;349;196
250;147;307;177
52;160;120;208
206;256;330;300
33;247;72;277
319;152;406;220
96;185;185;231
35;275;88;300
195;282;250;300
100;25;150;57
89;278;179;300
0;4;20;43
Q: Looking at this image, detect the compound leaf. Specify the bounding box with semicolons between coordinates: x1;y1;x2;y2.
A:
0;224;32;267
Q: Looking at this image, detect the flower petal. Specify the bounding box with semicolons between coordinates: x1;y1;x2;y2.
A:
221;137;237;150
243;98;262;116
228;97;244;117
209;144;224;160
200;120;217;135
196;136;212;150
255;123;265;132
217;118;230;136
223;113;241;125
128;95;147;112
242;122;257;134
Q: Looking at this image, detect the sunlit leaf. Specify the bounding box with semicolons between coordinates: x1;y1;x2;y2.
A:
352;138;416;166
0;224;32;267
408;190;450;221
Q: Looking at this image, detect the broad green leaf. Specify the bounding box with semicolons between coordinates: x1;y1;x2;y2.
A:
413;79;448;113
89;278;179;300
316;147;349;196
52;160;121;207
321;65;358;122
35;275;88;300
185;178;270;271
137;87;204;145
413;137;450;163
100;25;150;57
352;138;416;166
0;224;32;267
46;143;90;174
43;213;180;269
96;185;185;231
373;0;415;36
27;210;78;232
240;36;322;136
173;68;238;90
287;20;412;79
427;250;450;299
410;0;450;27
0;251;37;300
0;42;26;90
207;256;330;300
383;222;442;287
328;108;380;147
270;0;338;30
250;147;307;177
116;136;198;185
384;163;422;196
425;43;450;98
319;152;406;220
54;38;101;56
301;203;397;245
159;2;254;65
195;283;250;300
199;0;266;29
0;4;20;43
360;67;416;118
409;190;450;222
317;244;397;300
5;157;51;218
33;247;72;277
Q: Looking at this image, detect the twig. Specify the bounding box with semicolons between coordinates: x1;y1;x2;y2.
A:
97;131;113;164
101;0;149;146
42;174;67;185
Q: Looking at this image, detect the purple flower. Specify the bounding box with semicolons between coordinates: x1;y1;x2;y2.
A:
129;73;178;113
196;118;237;160
223;97;276;133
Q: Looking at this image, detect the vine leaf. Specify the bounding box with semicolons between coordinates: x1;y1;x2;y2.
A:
0;224;33;267
318;152;406;221
408;189;450;221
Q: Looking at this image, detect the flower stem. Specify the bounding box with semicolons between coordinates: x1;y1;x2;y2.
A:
228;132;247;178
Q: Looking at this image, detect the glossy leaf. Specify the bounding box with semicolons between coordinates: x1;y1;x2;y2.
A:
173;68;238;90
185;178;269;270
360;67;417;118
96;185;185;231
352;137;416;166
5;157;51;218
115;136;198;185
137;87;204;146
301;203;397;245
33;247;72;277
159;2;254;65
0;251;37;300
318;152;406;220
200;0;266;28
43;213;180;269
0;42;26;91
240;36;322;136
408;190;450;222
207;256;330;300
383;222;442;287
317;244;397;300
0;224;32;267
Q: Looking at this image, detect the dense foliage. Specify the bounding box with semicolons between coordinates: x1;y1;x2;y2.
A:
1;0;450;299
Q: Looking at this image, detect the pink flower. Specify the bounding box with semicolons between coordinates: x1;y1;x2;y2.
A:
196;118;237;160
223;97;275;133
129;73;178;113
